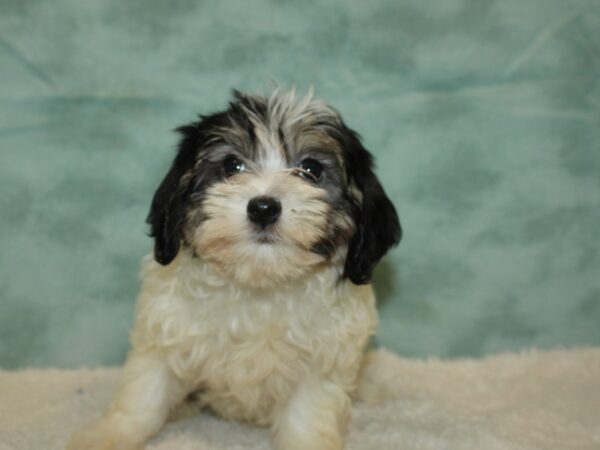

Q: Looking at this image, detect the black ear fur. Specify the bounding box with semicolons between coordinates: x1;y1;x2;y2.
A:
342;129;401;285
146;124;198;265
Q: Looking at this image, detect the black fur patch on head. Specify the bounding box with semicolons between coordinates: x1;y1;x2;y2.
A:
337;126;402;285
146;126;197;265
147;112;232;265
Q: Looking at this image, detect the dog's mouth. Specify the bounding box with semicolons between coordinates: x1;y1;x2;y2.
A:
251;227;280;244
254;232;277;244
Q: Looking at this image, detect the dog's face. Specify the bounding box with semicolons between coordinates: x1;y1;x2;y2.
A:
147;90;401;288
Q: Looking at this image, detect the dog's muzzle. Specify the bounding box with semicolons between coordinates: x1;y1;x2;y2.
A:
247;196;281;228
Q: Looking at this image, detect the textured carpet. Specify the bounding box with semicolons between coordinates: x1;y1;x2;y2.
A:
1;348;599;450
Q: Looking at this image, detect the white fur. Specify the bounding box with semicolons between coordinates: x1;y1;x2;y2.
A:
68;89;381;450
68;250;377;450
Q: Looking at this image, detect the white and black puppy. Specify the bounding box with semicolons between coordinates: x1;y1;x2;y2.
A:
68;88;401;450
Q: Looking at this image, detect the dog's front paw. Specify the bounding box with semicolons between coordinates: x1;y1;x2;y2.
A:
67;419;144;450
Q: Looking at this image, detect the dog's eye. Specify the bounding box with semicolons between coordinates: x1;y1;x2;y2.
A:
223;156;246;178
298;158;323;182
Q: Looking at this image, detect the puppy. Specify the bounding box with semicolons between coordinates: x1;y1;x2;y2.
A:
68;88;401;450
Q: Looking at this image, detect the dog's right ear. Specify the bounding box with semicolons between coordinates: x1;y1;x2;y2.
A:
146;124;199;265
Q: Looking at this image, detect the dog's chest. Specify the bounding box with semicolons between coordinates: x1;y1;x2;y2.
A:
165;284;364;379
134;260;376;423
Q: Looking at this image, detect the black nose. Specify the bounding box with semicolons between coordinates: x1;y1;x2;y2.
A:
247;196;282;227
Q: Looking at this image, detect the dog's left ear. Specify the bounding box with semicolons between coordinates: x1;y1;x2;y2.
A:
146;124;198;265
342;128;402;285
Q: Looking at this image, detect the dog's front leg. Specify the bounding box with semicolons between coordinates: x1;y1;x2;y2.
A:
271;375;352;450
68;352;185;450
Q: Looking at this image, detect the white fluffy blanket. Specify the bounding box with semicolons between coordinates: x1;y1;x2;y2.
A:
1;348;599;450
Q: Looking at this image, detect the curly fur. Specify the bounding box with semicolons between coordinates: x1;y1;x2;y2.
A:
68;88;400;450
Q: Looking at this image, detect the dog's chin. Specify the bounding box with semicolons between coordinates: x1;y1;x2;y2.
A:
197;237;327;290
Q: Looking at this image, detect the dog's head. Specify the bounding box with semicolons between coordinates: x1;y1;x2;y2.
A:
147;89;401;288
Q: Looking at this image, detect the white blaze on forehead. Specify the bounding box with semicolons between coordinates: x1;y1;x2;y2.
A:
258;89;338;168
237;87;342;174
260;149;287;172
252;122;287;171
267;87;341;136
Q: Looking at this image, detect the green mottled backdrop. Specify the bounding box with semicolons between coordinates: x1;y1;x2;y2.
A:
1;0;599;368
